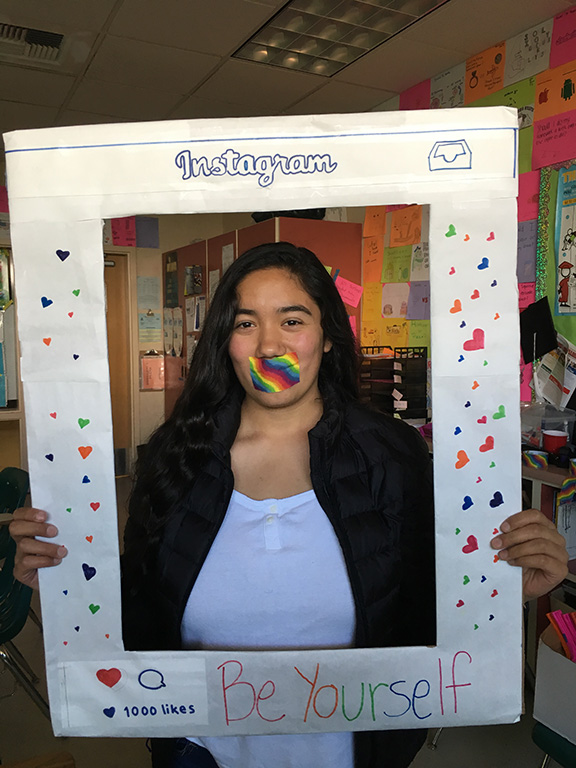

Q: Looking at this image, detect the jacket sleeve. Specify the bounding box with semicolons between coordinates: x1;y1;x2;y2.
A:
397;426;436;647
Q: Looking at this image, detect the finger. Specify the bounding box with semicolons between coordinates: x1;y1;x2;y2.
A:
508;553;568;580
11;507;49;523
491;523;565;553
497;537;569;566
17;538;67;560
500;508;556;533
9;519;59;542
17;552;67;570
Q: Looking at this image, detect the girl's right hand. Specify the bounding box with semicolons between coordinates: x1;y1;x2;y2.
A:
9;507;67;590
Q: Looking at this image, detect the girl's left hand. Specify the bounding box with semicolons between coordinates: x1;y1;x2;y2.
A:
490;508;569;601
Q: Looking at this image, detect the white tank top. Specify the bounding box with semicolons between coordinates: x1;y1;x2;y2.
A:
181;488;356;768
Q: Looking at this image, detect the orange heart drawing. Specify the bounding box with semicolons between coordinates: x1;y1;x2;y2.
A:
455;450;470;469
86;535;93;543
43;338;52;346
464;234;470;241
78;446;93;459
494;313;500;320
479;436;494;452
472;380;479;389
449;299;462;313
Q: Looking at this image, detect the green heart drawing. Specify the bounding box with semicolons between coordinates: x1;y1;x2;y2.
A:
89;603;100;615
78;418;90;429
492;405;506;419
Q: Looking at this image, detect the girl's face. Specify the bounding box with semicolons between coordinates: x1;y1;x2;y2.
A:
228;268;332;409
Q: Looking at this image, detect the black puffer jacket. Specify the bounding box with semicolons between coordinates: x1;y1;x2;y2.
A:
122;396;435;768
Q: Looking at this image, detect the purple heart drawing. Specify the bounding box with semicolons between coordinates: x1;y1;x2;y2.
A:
82;563;97;581
56;249;70;261
489;491;504;507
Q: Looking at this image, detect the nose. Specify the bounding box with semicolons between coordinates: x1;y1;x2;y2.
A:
254;321;286;359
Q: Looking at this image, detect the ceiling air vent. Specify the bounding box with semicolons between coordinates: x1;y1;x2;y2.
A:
0;23;64;62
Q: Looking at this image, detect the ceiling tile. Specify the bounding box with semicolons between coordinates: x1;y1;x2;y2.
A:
0;0;118;33
109;0;287;56
56;110;130;127
170;96;265;120
334;35;464;91
0;65;74;108
67;78;181;120
86;35;221;94
0;101;58;145
193;59;326;113
283;82;397;115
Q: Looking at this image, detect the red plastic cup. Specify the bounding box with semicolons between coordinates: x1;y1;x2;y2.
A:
542;430;568;454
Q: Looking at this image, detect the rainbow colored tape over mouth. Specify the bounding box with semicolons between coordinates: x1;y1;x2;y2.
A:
249;353;300;392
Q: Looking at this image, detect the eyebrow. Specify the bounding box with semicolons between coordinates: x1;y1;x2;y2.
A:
236;305;313;316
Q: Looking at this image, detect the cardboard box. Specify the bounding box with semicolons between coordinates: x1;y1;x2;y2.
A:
533;626;576;746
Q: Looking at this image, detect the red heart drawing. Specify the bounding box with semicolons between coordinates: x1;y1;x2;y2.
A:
477;416;487;424
493;554;499;562
493;528;499;534
491;589;498;597
78;446;93;459
455;450;470;469
471;289;480;299
472;380;479;390
68;312;74;318
479;436;495;452
86;535;93;543
449;266;456;275
105;634;110;639
90;502;100;511
462;535;478;554
456;599;464;607
476;476;482;483
449;299;462;313
463;328;485;351
487;231;495;241
43;338;52;346
63;641;68;645
49;412;57;419
96;668;122;688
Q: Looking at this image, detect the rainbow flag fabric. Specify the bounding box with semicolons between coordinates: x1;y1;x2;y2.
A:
249;353;300;393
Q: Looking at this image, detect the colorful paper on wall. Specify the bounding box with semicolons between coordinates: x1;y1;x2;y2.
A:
430;63;465;109
381;282;409;317
111;216;136;246
519;125;534;173
381;319;409;348
335;274;363;307
389;205;422;248
520;362;533;401
533;110;576;169
399;79;431;110
406;281;431;320
468;76;535;129
0;186;8;213
534;61;576;122
517;220;538;283
362;236;384;283
518;171;540;221
410;242;430;281
381;245;412;283
504;20;553;87
361;281;382;324
519;281;536;310
465;42;506;104
138;312;162;344
165;251;178;308
408;319;431;349
363;206;387;236
555;165;576;315
550;6;576;69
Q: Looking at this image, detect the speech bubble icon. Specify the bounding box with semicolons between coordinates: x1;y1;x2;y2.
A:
138;668;166;690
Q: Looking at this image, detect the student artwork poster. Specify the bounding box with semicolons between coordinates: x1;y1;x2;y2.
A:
3;107;522;737
555;163;576;314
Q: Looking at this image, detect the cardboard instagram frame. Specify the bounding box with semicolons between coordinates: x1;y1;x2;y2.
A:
4;107;522;737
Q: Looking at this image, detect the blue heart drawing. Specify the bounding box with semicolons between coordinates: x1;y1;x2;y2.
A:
82;563;97;581
460;321;466;328
103;707;115;719
491;280;497;287
458;355;464;362
477;257;489;270
462;495;473;510
63;590;68;595
73;354;80;360
41;296;53;308
454;426;462;435
489;491;504;507
45;454;54;462
82;475;91;484
74;626;80;632
464;401;471;408
481;575;487;582
489;615;494;621
56;249;70;261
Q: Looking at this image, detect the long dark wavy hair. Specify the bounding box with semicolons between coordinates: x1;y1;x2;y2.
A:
127;241;360;553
